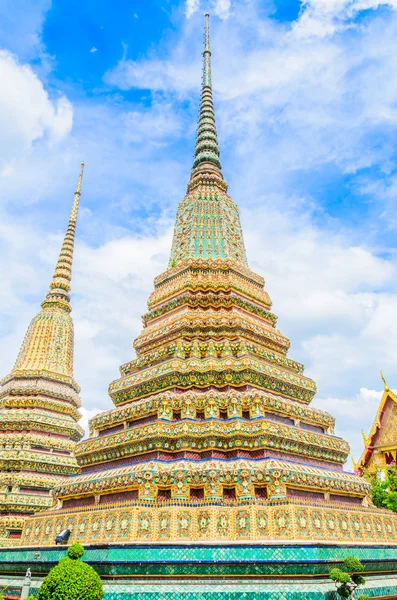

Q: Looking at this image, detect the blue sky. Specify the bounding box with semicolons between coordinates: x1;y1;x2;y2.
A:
1;0;397;462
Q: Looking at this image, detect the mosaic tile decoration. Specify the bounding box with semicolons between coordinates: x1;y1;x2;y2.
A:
22;499;397;546
1;543;397;579
4;542;397;564
4;575;397;600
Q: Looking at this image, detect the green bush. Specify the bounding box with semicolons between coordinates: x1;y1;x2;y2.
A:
329;556;367;599
367;466;397;513
343;556;364;572
330;568;342;581
37;556;103;600
66;542;85;560
352;574;366;585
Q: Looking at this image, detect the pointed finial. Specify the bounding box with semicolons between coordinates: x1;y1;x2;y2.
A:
41;162;85;313
380;369;390;392
361;430;369;446
202;13;211;90
190;12;223;180
351;456;358;471
204;12;210;55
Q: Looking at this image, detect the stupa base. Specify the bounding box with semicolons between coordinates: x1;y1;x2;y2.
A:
0;543;397;598
18;499;397;546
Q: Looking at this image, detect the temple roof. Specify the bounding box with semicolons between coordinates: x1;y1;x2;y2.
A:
357;374;397;472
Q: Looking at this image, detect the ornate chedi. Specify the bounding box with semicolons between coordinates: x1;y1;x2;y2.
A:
0;164;85;543
357;373;397;475
22;16;397;548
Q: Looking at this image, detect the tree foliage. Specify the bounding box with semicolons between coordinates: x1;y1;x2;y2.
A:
329;556;366;599
368;466;397;513
37;544;103;600
66;543;85;560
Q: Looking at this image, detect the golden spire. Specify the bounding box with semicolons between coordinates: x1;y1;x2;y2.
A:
6;162;85;380
380;369;390;392
41;163;85;313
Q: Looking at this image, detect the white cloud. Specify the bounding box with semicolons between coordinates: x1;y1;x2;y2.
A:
90;47;97;53
185;0;232;18
122;101;184;144
295;0;397;38
243;203;397;401
79;407;103;440
186;0;201;18
317;387;385;465
0;50;73;173
0;0;51;60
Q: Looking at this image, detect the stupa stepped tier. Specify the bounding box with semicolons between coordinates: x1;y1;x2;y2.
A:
0;165;85;545
21;16;397;547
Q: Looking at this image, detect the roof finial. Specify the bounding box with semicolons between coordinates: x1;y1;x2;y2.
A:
361;430;369;446
380;369;390;392
190;12;223;179
42;162;85;313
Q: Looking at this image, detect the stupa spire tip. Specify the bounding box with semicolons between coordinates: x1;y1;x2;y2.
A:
41;162;85;311
190;10;223;178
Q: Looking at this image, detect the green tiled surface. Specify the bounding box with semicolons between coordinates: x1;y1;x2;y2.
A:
3;576;397;600
1;544;397;598
2;543;397;564
98;578;397;600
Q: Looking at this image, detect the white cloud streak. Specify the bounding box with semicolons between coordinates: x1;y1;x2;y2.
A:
0;50;73;175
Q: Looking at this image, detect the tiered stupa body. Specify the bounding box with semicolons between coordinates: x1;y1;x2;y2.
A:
22;17;397;546
0;165;85;543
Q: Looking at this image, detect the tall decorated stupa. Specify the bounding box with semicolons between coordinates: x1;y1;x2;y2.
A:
0;165;85;543
21;16;397;553
3;14;396;600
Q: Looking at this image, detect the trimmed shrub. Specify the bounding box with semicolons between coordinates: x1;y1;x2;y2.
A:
329;556;367;599
37;556;103;600
66;542;85;560
343;556;364;572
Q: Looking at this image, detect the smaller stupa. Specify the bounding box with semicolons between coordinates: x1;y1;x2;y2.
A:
0;164;85;544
